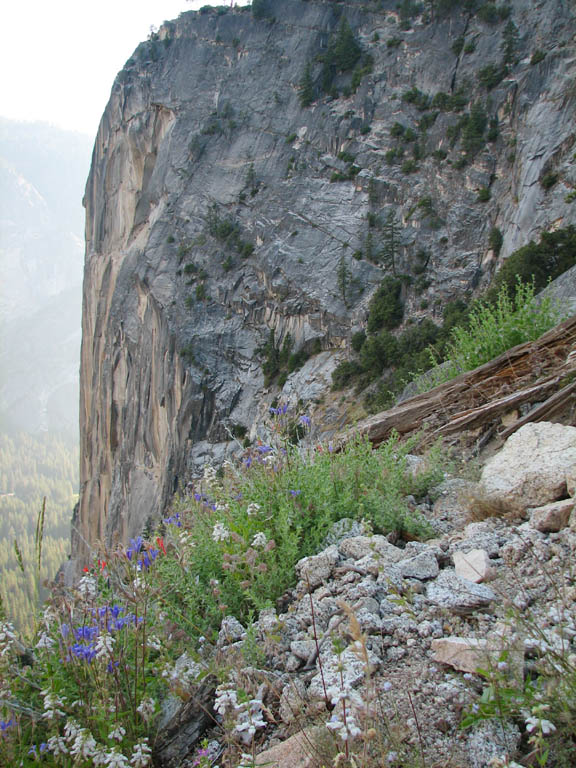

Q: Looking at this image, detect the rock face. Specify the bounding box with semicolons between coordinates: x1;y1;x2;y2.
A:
75;0;576;562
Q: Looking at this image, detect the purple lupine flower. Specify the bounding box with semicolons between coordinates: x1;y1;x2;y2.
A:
244;457;252;468
289;489;302;497
127;537;144;560
0;719;13;734
299;414;311;426
256;445;272;454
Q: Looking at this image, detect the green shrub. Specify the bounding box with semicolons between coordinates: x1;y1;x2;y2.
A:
530;49;546;65
540;172;558;190
351;329;367;353
387;37;402;49
488;226;576;297
367;277;404;333
488;226;503;255
477;63;508;89
452;36;465;56
428;281;564;384
476;187;491;202
251;0;269;20
401;159;418;173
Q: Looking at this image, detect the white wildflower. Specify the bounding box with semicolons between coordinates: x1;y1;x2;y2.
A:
47;735;68;756
36;631;55;650
214;685;238;716
105;748;130;767
147;635;162;651
136;697;156;723
203;465;219;489
96;633;115;659
64;719;81;742
70;728;97;760
0;621;16;657
130;739;152;767
212;522;231;543
215;503;230;513
108;725;126;742
77;574;97;599
251;532;267;549
525;715;556;735
246;502;261;516
93;749;110;767
41;689;66;720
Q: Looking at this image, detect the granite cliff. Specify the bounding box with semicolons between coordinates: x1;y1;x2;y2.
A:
74;0;575;563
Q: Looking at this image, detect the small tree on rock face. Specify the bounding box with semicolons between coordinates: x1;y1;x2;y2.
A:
299;64;314;108
381;210;402;274
501;19;519;64
337;254;351;305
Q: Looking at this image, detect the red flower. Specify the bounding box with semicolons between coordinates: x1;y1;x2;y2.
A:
156;537;167;555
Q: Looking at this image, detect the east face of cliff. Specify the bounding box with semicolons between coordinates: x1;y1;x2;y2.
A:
74;0;575;563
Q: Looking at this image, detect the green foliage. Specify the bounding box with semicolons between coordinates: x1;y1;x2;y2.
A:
351;330;367;353
0;433;77;636
476;187;491;202
488;226;576;298
452;36;465;56
428;281;564;384
488;226;503;255
299;64;314;108
476;3;509;24
501;19;519;64
530;49;546;65
337;254;351;304
387;37;402;49
540;172;558;190
477;63;508;89
320;19;363;93
402;87;430;111
206;204;255;258
330;164;361;183
367;277;404;333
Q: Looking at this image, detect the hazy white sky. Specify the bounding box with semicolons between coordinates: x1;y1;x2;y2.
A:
1;1;239;138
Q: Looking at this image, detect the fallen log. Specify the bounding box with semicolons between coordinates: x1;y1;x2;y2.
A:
346;314;576;449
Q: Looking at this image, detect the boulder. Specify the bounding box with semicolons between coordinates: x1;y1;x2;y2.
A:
432;636;495;673
295;545;340;589
255;728;321;767
338;535;404;563
479;422;576;514
426;569;496;615
453;549;493;583
528;498;574;532
397;551;439;580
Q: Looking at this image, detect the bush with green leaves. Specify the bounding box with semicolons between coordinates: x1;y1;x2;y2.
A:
488;225;576;298
427;280;563;385
366;277;404;333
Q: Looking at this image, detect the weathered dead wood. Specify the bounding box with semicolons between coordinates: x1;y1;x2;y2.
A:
348;314;576;449
499;378;576;439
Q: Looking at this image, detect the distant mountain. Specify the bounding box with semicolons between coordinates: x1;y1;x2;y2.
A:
0;119;92;438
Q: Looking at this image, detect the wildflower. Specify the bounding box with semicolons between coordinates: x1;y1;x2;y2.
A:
0;719;13;736
78;573;97;599
130;739;152;767
246;502;261;516
47;735;69;756
251;532;268;549
64;719;82;741
126;537;144;561
163;512;182;527
147;635;162;651
156;536;167;554
136;697;156;723
299;414;311;426
108;725;126;742
497;660;508;672
105;749;130;767
289;489;301;497
214;686;238;716
383;681;393;692
212;522;231;542
96;633;115;659
41;689;66;720
70;728;97;760
256;444;272;454
0;621;17;656
525;715;556;735
36;631;55;650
